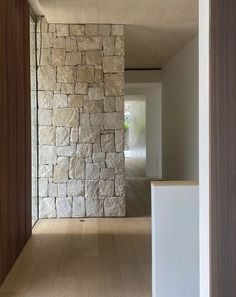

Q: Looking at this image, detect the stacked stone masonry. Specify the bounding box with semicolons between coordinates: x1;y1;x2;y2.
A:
37;18;125;218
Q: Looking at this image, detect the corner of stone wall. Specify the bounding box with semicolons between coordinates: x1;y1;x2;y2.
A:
37;17;125;218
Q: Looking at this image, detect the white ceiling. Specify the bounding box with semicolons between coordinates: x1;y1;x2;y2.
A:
29;0;198;68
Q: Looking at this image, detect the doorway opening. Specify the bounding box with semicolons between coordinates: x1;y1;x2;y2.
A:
125;97;146;178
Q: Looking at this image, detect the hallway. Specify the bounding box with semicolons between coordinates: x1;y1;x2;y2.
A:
125;157;151;217
0;217;151;297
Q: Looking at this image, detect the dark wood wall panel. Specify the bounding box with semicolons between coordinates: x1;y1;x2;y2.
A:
210;0;236;296
0;0;31;285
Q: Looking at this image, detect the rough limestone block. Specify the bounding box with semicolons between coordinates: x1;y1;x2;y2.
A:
57;66;77;83
77;36;102;51
86;51;102;67
80;113;90;126
88;86;104;101
65;52;82;66
86;157;93;164
104;112;123;129
102;36;115;56
79;126;101;143
93;152;105;163
90;113;104;126
76;143;92;158
68;95;84;108
51;48;66;66
67;180;84;196
115;36;124;55
73;196;85;217
115;175;125;196
69;157;85;179
100;168;115;180
85;180;99;200
85;24;99;36
102;56;124;73
53;94;67;108
56;198;72;217
57;123;74;144
39;165;53;178
77;65;95;83
104;73;124;96
115;130;124;152
85;163;100;180
39;178;48;197
104;197;125;217
40;48;51;65
39;198;56;218
86;200;104;217
38;66;56;90
49;24;55;33
84;100;103;113
61;83;74;95
70;128;78;143
95;69;103;83
41;33;53;48
93;143;101;153
56;24;69;37
99;24;111;36
38;91;53;109
48;182;58;197
39;126;56;145
70;24;85;36
111;25;124;36
39;146;57;165
75;83;88;95
106;153;125;169
66;36;77;52
58;183;67;198
115;96;124;112
53;37;66;48
99;180;114;196
38;109;52;126
57;156;69;165
53;108;79;127
57;145;76;157
101;133;115;152
53;163;69;183
104;97;116;112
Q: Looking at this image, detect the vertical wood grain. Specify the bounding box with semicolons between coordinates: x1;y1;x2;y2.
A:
210;0;236;296
0;0;31;285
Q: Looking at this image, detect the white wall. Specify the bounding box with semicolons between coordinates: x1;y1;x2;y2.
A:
199;0;210;296
125;82;162;178
152;182;199;297
162;38;199;180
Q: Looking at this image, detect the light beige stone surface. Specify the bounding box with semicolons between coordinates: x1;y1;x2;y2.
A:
69;157;85;179
37;19;125;218
51;48;65;66
104;197;125;217
53;108;79;127
104;73;124;96
102;56;124;73
39;126;56;145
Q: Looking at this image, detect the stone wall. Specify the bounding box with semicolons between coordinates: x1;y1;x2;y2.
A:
37;18;125;218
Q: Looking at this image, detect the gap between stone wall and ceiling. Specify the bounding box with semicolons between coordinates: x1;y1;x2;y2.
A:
37;18;126;218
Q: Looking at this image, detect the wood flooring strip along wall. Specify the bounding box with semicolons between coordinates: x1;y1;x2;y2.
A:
0;0;31;285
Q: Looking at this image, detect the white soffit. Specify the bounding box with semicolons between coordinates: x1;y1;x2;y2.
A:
31;0;198;68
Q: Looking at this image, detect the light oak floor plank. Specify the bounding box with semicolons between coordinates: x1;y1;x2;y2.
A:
0;158;151;297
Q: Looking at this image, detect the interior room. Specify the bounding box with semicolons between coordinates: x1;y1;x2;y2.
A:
0;1;200;297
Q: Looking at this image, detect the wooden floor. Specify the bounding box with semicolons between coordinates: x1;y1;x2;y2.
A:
0;157;151;297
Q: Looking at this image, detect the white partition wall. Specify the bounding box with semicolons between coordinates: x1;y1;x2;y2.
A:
151;181;199;297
